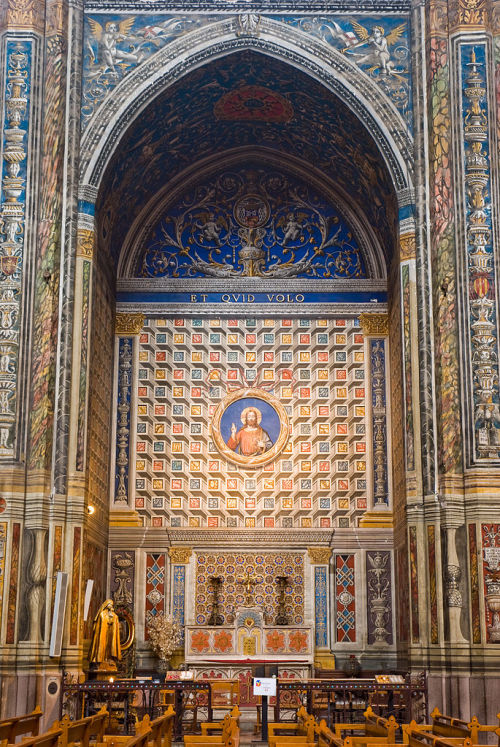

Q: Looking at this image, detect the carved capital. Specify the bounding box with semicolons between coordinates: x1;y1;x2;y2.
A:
308;547;332;564
359;313;389;337
169;547;192;564
76;229;94;259
115;313;144;336
1;0;45;32
400;233;416;261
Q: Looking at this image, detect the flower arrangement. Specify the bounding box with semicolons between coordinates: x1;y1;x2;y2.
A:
146;613;182;669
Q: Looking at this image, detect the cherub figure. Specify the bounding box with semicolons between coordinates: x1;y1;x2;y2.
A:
344;22;406;75
282;214;302;245
87;18;142;75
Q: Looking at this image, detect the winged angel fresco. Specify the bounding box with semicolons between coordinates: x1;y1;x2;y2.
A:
342;21;406;78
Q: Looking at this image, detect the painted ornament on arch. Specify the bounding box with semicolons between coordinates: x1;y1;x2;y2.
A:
211;388;289;468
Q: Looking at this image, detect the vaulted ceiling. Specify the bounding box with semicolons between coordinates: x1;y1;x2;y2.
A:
97;50;398;272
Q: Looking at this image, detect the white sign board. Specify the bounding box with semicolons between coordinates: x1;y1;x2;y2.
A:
253;677;277;697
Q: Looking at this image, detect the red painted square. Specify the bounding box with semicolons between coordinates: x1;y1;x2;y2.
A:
156;351;166;361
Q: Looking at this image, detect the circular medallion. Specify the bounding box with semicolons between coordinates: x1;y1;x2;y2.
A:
234;194;270;228
211;388;290;468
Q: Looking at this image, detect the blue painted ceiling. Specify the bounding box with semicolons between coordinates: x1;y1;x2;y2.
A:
97;50;397;273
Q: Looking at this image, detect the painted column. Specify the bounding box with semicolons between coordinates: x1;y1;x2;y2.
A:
111;313;144;525
307;547;334;670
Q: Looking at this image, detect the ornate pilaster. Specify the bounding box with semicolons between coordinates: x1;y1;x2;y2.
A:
110;314;144;523
0;43;31;460
458;46;500;461
359;315;390;527
308;547;334;670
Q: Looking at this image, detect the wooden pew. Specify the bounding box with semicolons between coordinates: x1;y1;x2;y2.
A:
200;708;240;736
5;729;62;747
97;729;151;747
268;706;315;747
54;707;108;747
0;707;43;746
184;714;239;747
99;708;174;747
467;717;500;745
403;722;474;747
333;706;398;745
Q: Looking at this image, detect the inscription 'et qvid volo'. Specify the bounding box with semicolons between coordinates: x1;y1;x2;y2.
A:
462;47;500;460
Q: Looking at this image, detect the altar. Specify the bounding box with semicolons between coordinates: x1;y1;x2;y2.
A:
185;607;313;664
185;607;312;703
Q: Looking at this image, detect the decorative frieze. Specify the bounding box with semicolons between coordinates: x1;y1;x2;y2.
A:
111;550;135;610
314;565;328;648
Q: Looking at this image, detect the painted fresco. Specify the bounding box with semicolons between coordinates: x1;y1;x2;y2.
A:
29;29;65;470
82;14;411;130
481;524;500;643
137;166;367;280
335;553;356;643
6;522;20;644
469;523;481;644
427;13;462;473
427;525;438;644
129;316;370;529
195;551;304;626
97;51;397;272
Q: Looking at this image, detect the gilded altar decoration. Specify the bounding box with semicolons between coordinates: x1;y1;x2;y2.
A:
138;166;366;280
307;547;332;564
211;388;289;468
147;613;182;667
89;599;122;667
169;547;192;564
115;313;144;335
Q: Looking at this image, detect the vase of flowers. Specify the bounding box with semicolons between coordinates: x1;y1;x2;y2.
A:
146;613;182;673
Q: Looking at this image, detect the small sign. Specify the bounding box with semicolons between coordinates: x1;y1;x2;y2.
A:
253;677;277;696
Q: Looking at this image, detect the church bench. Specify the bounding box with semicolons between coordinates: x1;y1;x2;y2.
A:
314;719;345;747
333;706;398;744
98;729;152;747
4;729;62;747
98;708;174;747
184;715;239;747
200;707;240;735
467;718;500;745
53;706;108;747
0;707;43;745
430;710;473;740
403;723;474;747
268;705;315;744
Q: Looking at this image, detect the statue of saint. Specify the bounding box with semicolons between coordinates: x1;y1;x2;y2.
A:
89;599;122;665
227;407;273;456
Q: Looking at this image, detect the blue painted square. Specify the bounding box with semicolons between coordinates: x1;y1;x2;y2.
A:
152;496;163;508
171;460;182;470
156;334;167;344
318;387;329;398
136;479;145;489
320;498;331;509
173;351;184;361
153;442;165;452
210;333;221;344
301;479;312;490
319;442;330;453
173;404;183;415
299;319;310;327
191;423;202;434
138;368;148;379
192;319;202;327
171;517;181;527
227;351;238;362
355;369;365;379
264;334;274;344
281;352;293;362
137;423;147;434
155;386;166;397
190;479;201;489
191;369;202;379
335;352;347;362
299;369;311;380
317;334;328;344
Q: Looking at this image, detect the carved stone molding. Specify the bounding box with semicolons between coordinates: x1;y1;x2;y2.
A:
115;313;144;335
169;547;192;564
307;547;332;564
359;313;389;336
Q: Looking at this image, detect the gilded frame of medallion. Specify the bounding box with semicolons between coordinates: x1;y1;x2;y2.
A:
211;388;290;468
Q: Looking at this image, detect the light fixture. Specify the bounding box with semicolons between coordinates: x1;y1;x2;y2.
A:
87;504;95;515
